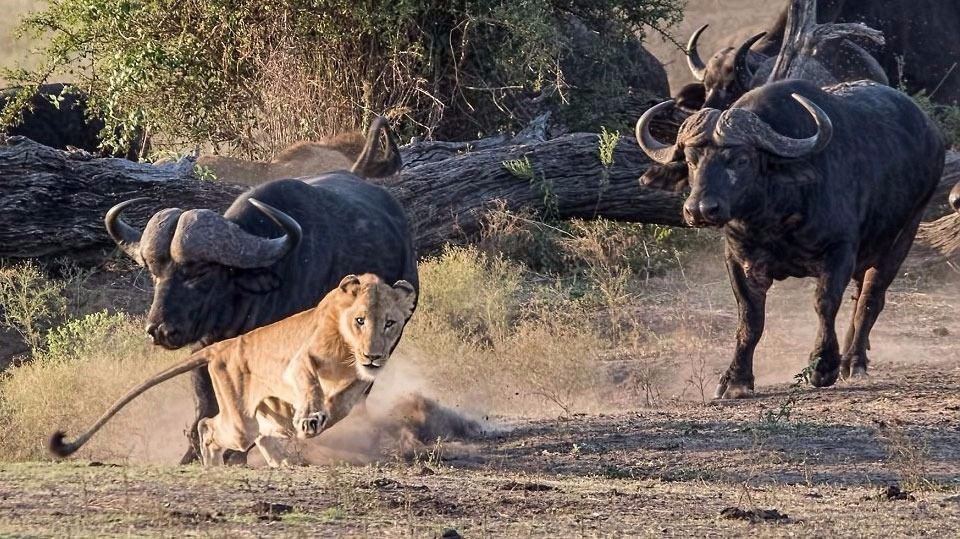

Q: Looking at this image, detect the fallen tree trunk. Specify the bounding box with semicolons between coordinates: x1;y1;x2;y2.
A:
0;133;682;260
385;132;684;254
0;135;958;265
0;137;245;260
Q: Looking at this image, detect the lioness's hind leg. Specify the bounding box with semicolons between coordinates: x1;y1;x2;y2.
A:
198;417;226;467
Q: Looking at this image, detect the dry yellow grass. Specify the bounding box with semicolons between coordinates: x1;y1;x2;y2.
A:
0;1;46;84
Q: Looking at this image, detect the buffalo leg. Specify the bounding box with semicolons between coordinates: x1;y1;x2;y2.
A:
715;255;770;399
841;214;923;379
809;251;855;388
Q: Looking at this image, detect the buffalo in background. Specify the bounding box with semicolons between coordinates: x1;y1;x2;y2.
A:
0;83;148;160
636;79;945;397
680;0;960;110
684;24;887;110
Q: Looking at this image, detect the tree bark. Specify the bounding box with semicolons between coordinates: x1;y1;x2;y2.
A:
385;132;684;255
0;134;958;266
0;137;245;260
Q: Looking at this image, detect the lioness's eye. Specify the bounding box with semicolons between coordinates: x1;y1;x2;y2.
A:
355;317;365;326
385;320;396;329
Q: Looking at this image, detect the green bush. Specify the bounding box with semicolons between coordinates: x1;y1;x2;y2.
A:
0;260;67;353
913;92;960;148
404;245;603;415
9;0;682;155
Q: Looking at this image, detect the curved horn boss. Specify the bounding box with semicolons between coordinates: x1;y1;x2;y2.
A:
170;198;303;269
715;93;833;158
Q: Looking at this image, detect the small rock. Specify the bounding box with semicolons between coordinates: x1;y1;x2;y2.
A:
720;506;789;523
441;528;462;539
496;481;554;492
371;478;402;490
251;501;294;521
933;327;950;337
868;485;915;501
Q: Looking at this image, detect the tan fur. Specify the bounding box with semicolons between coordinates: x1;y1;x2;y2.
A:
197;119;400;186
197;143;355;187
48;274;417;467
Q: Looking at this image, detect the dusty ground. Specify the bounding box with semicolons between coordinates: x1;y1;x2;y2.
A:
3;360;960;537
2;270;959;537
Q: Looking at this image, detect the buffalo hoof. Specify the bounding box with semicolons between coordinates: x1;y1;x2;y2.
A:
713;380;755;400
809;364;840;388
296;411;327;439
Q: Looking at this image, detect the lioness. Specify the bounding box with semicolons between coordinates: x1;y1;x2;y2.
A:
49;273;417;467
198;116;402;186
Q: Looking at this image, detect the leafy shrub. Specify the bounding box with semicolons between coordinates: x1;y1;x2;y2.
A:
10;0;682;155
415;246;522;345
0;260;67;353
913;92;960;148
404;245;603;415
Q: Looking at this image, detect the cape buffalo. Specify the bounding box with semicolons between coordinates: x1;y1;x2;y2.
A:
105;121;418;460
685;24;887;110
635;79;945;398
685;0;960;108
1;83;147;160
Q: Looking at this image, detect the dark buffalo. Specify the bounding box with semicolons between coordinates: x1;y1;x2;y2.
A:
685;0;960;108
685;24;887;110
636;79;945;398
1;83;147;160
771;0;960;104
105;126;418;459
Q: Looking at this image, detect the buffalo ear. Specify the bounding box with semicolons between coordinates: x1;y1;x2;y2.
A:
235;269;281;294
641;161;689;192
339;274;361;296
674;82;706;112
392;280;418;315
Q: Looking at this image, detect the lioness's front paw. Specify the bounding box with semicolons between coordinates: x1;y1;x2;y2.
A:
295;411;327;438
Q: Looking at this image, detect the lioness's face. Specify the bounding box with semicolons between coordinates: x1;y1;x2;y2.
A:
336;274;417;381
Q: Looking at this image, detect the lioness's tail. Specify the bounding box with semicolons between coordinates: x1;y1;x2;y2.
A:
48;353;210;458
350;116;402;178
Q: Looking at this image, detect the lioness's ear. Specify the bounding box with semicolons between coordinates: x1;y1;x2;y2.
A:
339;274;361;295
393;280;417;314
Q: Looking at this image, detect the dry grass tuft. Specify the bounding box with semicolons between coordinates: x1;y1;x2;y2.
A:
0;311;189;461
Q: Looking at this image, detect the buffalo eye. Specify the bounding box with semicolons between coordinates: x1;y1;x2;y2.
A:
385;320;396;329
355;317;365;326
733;154;750;168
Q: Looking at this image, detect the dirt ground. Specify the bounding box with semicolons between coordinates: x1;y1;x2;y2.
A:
2;269;959;537
3;361;960;537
